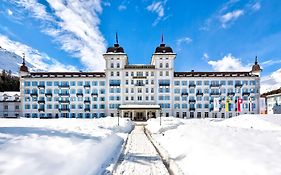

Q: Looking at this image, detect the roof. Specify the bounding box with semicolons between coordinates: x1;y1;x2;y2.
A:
106;43;125;53
155;43;173;53
261;87;281;97
174;71;256;78
119;104;161;109
0;91;20;102
25;72;106;78
125;65;155;69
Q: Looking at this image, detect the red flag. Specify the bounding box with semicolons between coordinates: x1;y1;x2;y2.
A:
237;98;243;112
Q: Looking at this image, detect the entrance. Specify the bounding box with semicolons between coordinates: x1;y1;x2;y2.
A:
135;112;145;121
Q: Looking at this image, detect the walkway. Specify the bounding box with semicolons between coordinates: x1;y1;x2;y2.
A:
113;125;169;175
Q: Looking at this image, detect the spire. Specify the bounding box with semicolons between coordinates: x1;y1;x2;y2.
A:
161;34;164;44
255;56;258;65
22;53;25;65
116;32;119;44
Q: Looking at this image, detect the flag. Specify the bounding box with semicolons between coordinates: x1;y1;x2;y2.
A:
214;98;220;112
249;97;252;112
237;98;243;112
226;97;231;112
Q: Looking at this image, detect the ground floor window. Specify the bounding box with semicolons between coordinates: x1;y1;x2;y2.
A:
197;112;201;118
204;112;208;118
183;112;187;118
176;112;179;118
111;113;114;117
166;113;169;117
222;113;225;118
190;112;194;118
212;113;217;118
229;113;232;118
25;113;30;118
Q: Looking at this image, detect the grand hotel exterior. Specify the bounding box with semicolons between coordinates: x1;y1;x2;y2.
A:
19;39;262;120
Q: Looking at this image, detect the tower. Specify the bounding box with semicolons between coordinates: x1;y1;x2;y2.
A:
251;56;262;77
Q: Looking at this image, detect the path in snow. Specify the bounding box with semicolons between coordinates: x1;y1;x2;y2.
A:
113;124;169;175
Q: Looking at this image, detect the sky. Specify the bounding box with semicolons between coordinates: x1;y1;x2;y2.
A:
0;0;280;92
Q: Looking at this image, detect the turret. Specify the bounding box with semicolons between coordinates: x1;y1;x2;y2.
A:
251;56;262;76
19;53;29;77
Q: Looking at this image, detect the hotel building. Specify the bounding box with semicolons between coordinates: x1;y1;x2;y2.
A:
19;39;261;120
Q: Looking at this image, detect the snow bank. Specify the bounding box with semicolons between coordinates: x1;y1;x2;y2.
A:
0;118;133;175
147;115;281;175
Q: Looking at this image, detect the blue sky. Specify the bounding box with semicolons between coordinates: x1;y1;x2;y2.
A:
0;0;280;92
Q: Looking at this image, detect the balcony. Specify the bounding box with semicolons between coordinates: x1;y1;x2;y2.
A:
235;83;243;88
59;108;70;112
210;92;221;96
37;85;45;89
76;93;83;97
84;108;91;112
133;76;146;79
38;108;45;112
189;99;196;103
227;92;235;96
181;92;188;96
242;92;250;96
84;100;91;104
45;93;53;97
38;100;45;104
196;92;203;96
135;82;145;86
59;84;70;88
189;84;196;88
59;100;70;104
84;84;91;88
189;107;195;111
109;83;120;86
91;93;98;96
30;93;38;97
59;93;70;97
209;108;214;112
159;82;170;86
210;84;221;88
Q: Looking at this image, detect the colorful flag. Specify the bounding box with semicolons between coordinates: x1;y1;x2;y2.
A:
237;98;243;112
226;97;231;112
214;98;220;112
249;97;252;112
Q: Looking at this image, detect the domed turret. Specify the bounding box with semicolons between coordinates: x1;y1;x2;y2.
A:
154;34;173;53
106;33;125;53
19;53;28;72
251;56;262;76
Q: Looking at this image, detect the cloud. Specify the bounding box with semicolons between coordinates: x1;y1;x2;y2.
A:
176;37;192;46
0;34;77;72
208;54;251;71
202;53;209;61
220;9;244;28
11;0;106;71
118;5;127;11
146;0;167;26
7;9;13;16
251;2;261;11
261;69;281;93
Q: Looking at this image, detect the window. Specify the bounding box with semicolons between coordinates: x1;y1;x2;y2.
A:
78;81;83;86
32;81;38;86
110;72;114;76
117;72;120;76
111;63;114;68
46;81;52;86
160;71;163;76
4;105;8;109
166;71;169;76
166;63;169;68
117;63;120;68
126;72;128;76
160;63;163;68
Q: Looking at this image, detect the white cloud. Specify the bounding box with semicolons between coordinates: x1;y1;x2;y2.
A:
220;9;244;28
176;37;192;46
118;5;127;11
146;0;167;26
12;0;106;71
261;69;281;93
0;34;77;72
7;9;13;16
208;54;251;71
251;2;261;11
202;53;209;61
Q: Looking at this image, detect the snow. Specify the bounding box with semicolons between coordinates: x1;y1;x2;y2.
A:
114;125;169;175
146;114;281;175
0;117;133;175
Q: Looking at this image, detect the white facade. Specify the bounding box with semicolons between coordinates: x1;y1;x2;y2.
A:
0;91;21;118
19;41;261;120
266;93;281;114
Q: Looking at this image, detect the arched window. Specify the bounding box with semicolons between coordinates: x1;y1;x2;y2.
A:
110;63;114;68
117;63;120;68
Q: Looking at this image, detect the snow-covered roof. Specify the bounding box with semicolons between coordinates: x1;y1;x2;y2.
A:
119;104;161;109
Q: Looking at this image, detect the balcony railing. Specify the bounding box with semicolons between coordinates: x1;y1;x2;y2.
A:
45;93;52;97
189;84;196;88
189;107;195;111
38;100;45;104
38;108;45;112
189;99;196;103
109;83;120;86
59;108;70;112
59;100;70;103
196;92;203;96
235;83;243;88
159;82;170;86
227;92;235;96
76;93;83;97
59;93;70;96
84;108;90;112
181;92;188;96
37;85;45;89
210;92;221;96
210;84;221;88
30;93;38;97
135;83;145;86
84;84;91;88
242;92;250;96
91;93;98;96
84;100;91;103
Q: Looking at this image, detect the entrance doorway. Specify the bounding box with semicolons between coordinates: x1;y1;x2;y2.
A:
135;112;145;121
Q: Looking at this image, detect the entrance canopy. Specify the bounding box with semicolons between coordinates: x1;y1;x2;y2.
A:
118;104;161;110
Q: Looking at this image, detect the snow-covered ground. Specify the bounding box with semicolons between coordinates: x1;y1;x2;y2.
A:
0;118;133;175
147;114;281;175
